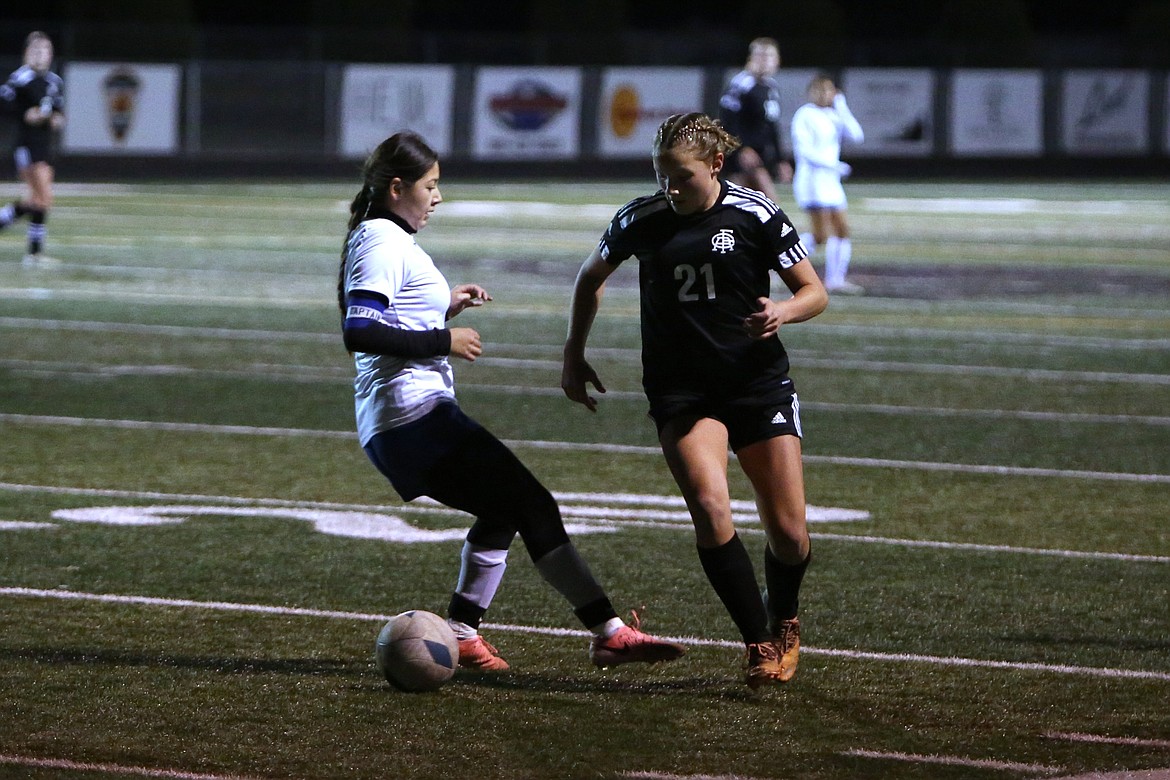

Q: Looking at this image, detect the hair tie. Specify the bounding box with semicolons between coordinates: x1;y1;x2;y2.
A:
362;185;375;219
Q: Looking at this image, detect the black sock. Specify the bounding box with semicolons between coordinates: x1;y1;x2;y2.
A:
697;533;769;645
27;208;45;255
447;592;486;630
573;596;618;631
764;544;811;623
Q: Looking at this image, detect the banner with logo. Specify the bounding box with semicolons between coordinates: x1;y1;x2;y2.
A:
471;67;581;160
1165;77;1170;155
839;68;934;157
598;68;703;158
1061;70;1150;155
62;63;180;154
950;70;1043;156
339;65;455;159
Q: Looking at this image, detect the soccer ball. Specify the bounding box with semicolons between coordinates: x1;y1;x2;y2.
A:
374;610;459;692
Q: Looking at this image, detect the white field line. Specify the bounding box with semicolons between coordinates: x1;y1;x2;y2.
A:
8;339;1167;386
860;196;1170;217
42;184;1169;215
0;317;336;343
1;481;1166;565
2;367;1170;423
3;587;1170;683
791;324;1170;352
808;533;1169;564
5;315;1170;356
0;519;55;530
4;282;1166;322
0;754;268;780
6;357;1170;428
801;400;1170;427
473;355;1170;387
3;413;1169;485
840;748;1064;775
1045;733;1170;750
458;387;1170;428
6;339;1170;426
794;357;1170;386
621;773;766;780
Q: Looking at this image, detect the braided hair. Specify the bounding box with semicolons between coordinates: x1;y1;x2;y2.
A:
337;131;439;321
652;112;741;163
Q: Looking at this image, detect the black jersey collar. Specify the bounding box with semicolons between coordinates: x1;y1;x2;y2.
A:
365;206;416;234
685;179;729;218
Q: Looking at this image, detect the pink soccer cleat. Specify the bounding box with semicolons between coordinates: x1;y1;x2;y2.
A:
589;611;687;668
458;635;510;671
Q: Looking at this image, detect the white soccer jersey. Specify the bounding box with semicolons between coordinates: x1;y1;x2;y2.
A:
343;216;455;444
791;96;864;210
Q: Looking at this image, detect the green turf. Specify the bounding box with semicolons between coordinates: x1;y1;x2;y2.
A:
1;179;1168;779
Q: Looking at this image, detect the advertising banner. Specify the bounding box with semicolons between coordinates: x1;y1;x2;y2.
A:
1061;70;1150;155
599;68;703;158
839;68;934;157
340;65;455;158
62;63;180;154
472;67;581;160
950;70;1043;156
1165;77;1170;155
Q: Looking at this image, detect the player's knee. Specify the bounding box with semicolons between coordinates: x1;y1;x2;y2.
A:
765;526;809;562
513;481;571;559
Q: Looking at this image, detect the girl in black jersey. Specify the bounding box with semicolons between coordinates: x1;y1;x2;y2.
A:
718;38;793;204
563;112;828;688
0;31;64;267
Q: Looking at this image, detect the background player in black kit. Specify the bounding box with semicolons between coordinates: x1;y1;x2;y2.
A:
562;112;828;688
0;31;65;267
718;38;792;205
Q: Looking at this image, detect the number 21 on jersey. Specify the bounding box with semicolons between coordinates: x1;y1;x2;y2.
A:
674;263;716;302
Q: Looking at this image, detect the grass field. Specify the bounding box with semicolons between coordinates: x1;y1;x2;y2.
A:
1;177;1168;780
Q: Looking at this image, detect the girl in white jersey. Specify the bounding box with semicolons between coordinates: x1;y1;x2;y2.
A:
338;132;685;675
791;73;864;294
563;114;828;688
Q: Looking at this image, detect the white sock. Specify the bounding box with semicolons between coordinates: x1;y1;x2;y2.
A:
453;542;508;613
446;619;478;641
590;617;625;639
799;232;817;256
837;238;853;283
825;236;843;286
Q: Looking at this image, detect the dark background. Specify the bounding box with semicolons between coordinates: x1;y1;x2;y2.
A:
2;0;1169;67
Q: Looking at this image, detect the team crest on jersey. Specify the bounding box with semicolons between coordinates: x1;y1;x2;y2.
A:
711;229;736;253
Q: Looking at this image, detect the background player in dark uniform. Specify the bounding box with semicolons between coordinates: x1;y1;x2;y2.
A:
718;38;792;205
0;31;65;267
562;112;828;688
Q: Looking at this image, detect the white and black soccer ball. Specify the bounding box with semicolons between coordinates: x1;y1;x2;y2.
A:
374;610;459;692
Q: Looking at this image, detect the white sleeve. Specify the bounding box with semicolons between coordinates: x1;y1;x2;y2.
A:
347;225;407;304
833;93;865;144
791;107;840;169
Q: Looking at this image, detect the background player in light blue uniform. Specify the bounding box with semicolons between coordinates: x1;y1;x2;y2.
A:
791;73;865;294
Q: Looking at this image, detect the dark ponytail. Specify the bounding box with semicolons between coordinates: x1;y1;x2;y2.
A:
337;132;440;322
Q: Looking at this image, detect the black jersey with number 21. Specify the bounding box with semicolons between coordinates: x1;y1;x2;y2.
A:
599;180;809;400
